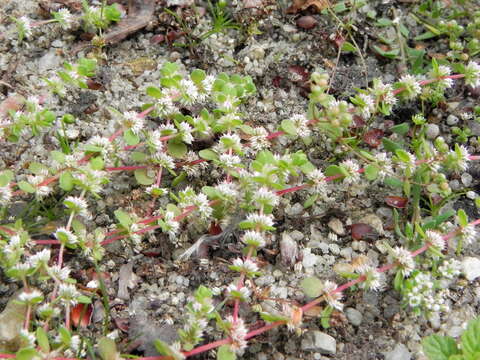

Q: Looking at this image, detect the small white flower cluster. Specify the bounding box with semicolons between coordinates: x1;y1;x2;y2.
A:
390;246;415;277
398;74;422;100
444;144;470;173
357;93;376;119
0;185;12;205
120;111;145;135
375;152;394;180
48;265;72;282
457;223;477;245
85;136;114;158
64;196;91;220
253;187;279;208
404;272;449;314
225;316;248;354
428;64;454;90
73;166;109;194
58;283;81;306
355;262;385;291
464;61;480;88
371;79;397;110
226;283;251;301
249;127;270;151
438;258;462;279
53;8;75;30
307;169;330;200
340;159;361;185
152;151;176;170
26;171;52;199
54;227;78;246
231;258;259;275
18;289;43;303
241;230;266;248
425;230;445;250
322;280;343;311
15;16;33;40
290;114;311;137
162;211;180;240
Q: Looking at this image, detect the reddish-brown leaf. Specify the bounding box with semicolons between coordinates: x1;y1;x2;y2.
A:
287;0;331;14
0;95;23;118
209;222;222;236
350;223;378;241
363;129;384;148
150;34;165;44
288;65;310;83
296;16;317;29
71;303;92;328
385;196;408;208
86;79;103;90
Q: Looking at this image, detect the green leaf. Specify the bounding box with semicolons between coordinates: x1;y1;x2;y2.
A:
391;123;410;136
146;86;163;98
393;270;404;292
172;172;187;187
167;140;187;159
0;170;14;186
304;194;318;209
324;165;344;181
461;318;480;356
59;326;72;346
300;277;323;298
114;209;132;229
457;209;469;228
98;337;118;360
51;150;66;164
77;295;92;304
29;162;47;175
191;69;206;83
124;129;140;146
217;345;236;360
321;305;333;329
415;31;438;41
16;348;40;360
18;181;36;193
384;177;403;188
280;119;297;136
422;334;459;360
153;340;184;360
341;41;356;52
373;45;399;59
131;151;147;162
58;171;74;192
199;149;218;161
134;169;155;185
36;327;50;353
364;164;379;181
90;156;104;170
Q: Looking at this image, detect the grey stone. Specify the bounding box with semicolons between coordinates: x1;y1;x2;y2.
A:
37;50;61;72
461;173;473;187
340;247;353;260
429;312;441;329
345;307;363;326
462;257;480;281
328;218;345;236
51;39;63;47
468;119;480;136
449;179;461;191
290;230;304;241
426;123;440;139
286;202;304;216
385;343;411;360
301;331;336;355
446;114;459;125
447;326;464;338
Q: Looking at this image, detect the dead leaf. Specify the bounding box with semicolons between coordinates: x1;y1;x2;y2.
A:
287;0;331;14
71;303;93;328
0;95;24;118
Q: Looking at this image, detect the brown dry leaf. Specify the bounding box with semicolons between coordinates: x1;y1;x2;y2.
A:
0;95;24;118
287;0;331;14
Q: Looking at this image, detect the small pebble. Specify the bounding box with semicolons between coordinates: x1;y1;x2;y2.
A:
345;307;363;326
461;173;473;187
466;191;477;199
385;343;411;360
296;16;318;30
328;218;345;236
462;257;480;281
446;114;459;125
426;123;440;139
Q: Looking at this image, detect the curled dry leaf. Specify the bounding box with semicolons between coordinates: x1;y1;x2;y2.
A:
363;129;384;148
287;0;331;14
385;196;408;209
71;303;93;328
350;223;378;241
280;232;298;267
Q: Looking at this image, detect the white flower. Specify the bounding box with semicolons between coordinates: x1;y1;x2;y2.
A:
216;134;242;153
375;152;394;180
163;211;180;239
398;74;422;99
86;280;99;288
155;96;177;116
245;213;274;229
445;145;470;173
425;230;445;250
391;246;415;277
64;196;90;218
179;79;199;105
372;79;396;106
122;111;144;135
356;264;384;291
48;265;71;281
219;153;241;168
438;258;461;279
58;283;80;306
28;249;51;267
19;289;43;302
145;185;168;196
70;335;81;352
249;127;270;151
215;181;238;200
178;122;194;144
54;227;78;245
227;283;251;300
358;93;375;118
396;151;417;171
429;65;453;89
253;187;279;207
201;75;216;94
458;224;477;245
290;114;311;137
323;280;343;311
464;61;480;88
232;258;259;273
225;315;248;354
19;329;35;347
340;159;361;184
241;231;266;248
0;186;12;205
55;8;74;30
17;16;33;39
193;193;212;220
153;151;175;169
86;136;113;156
